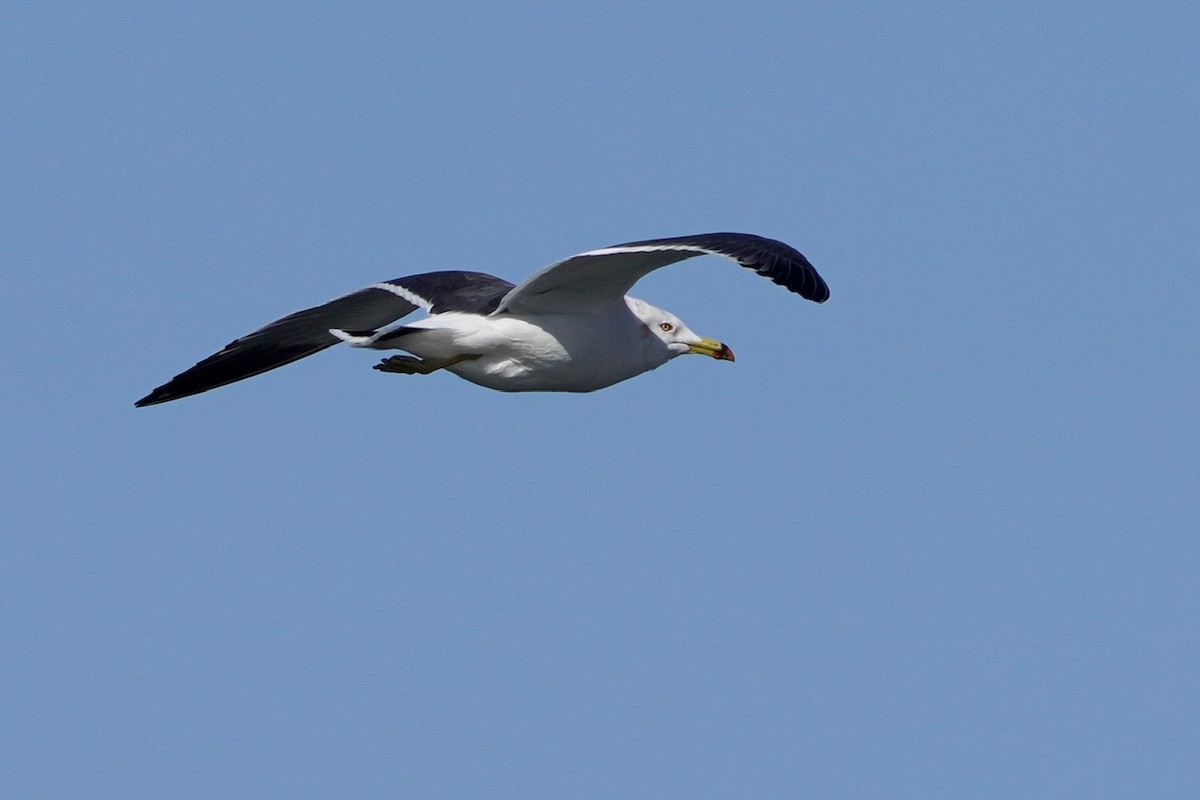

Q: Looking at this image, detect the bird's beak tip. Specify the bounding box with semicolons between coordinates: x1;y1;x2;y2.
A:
689;338;735;362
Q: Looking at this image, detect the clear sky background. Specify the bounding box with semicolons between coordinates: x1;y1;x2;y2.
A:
3;3;1197;798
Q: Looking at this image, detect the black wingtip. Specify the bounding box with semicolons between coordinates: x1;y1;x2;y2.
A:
807;277;831;304
611;232;830;304
134;386;178;407
733;233;829;303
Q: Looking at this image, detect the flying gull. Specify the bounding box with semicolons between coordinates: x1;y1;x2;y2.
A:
135;232;828;407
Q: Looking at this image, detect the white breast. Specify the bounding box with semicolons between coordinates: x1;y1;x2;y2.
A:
402;306;671;393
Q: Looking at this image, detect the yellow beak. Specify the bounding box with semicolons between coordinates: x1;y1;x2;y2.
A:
687;337;736;361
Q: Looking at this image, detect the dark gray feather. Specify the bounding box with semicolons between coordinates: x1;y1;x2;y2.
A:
135;271;512;406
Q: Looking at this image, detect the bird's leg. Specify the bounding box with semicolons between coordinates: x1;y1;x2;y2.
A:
373;353;480;375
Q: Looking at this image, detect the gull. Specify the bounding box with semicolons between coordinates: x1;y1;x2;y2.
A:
135;232;828;406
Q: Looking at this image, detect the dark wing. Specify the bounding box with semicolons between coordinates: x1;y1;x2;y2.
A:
397;271;516;314
135;271;514;406
494;232;828;315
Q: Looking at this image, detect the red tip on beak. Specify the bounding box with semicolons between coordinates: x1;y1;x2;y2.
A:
717;343;735;362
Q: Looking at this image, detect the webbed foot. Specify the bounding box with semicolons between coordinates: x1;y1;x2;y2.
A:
373;354;479;375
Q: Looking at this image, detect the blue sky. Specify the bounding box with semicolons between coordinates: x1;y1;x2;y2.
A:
3;2;1197;797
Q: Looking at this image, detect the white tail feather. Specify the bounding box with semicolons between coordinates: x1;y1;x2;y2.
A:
329;328;378;347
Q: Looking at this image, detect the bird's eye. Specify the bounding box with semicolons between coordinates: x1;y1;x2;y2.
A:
659;322;674;332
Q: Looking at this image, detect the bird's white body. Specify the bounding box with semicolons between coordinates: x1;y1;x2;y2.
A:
372;297;682;392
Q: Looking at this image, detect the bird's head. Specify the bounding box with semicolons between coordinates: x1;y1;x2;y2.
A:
628;298;735;363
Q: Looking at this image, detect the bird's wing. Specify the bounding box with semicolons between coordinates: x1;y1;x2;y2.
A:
135;271;514;406
494;233;829;315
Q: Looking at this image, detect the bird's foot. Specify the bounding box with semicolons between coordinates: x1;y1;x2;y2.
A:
373;355;427;374
373;354;479;375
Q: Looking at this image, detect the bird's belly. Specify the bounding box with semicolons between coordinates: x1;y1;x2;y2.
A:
437;313;656;393
447;344;625;393
449;360;615;393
